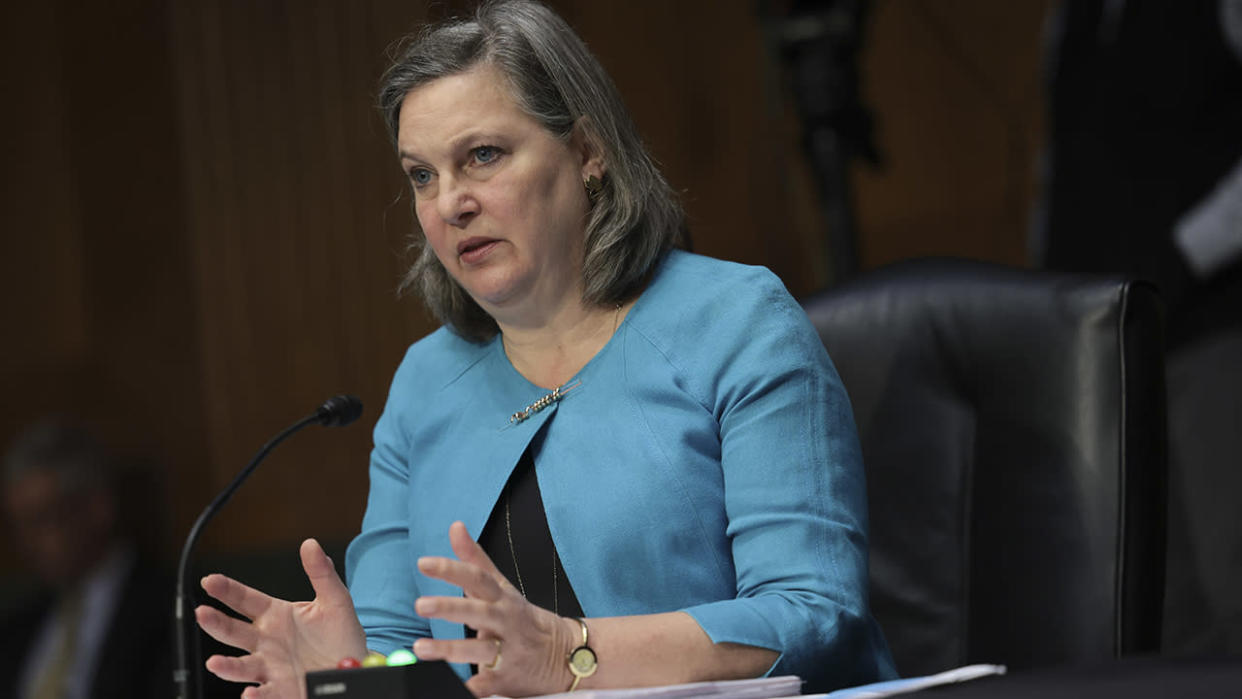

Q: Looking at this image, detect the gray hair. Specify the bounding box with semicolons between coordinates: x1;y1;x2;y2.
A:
3;419;110;493
379;0;687;342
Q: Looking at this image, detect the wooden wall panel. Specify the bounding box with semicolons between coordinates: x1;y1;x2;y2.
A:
0;2;88;375
1;0;206;569
854;0;1054;269
168;0;431;551
0;0;89;571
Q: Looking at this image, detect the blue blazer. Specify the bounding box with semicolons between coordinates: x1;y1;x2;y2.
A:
345;251;895;691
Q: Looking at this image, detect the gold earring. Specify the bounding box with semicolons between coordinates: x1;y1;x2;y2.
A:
584;174;603;202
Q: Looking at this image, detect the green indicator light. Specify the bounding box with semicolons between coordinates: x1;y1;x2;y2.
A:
386;649;417;666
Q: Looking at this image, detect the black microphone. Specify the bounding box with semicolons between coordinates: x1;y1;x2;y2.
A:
317;394;364;427
174;395;363;699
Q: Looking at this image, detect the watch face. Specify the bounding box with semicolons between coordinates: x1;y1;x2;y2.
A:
568;646;598;677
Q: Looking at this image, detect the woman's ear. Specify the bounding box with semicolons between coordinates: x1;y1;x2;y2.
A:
571;116;606;180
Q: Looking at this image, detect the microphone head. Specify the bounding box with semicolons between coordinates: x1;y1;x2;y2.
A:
316;394;363;427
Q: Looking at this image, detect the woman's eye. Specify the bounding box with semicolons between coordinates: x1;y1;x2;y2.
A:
472;146;500;164
409;168;432;186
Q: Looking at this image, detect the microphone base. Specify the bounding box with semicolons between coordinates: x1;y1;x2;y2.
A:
305;661;473;698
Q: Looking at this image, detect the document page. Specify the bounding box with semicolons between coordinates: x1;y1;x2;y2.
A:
493;675;803;699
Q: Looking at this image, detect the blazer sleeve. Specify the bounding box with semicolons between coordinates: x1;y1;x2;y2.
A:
679;268;894;689
345;348;432;653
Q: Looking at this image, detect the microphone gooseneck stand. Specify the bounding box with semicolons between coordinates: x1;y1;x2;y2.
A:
174;395;363;699
760;0;879;287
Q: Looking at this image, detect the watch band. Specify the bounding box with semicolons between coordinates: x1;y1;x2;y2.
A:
566;617;598;692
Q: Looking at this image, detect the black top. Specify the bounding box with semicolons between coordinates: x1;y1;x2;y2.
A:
475;445;583;616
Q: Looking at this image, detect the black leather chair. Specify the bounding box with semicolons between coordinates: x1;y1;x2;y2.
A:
802;258;1166;677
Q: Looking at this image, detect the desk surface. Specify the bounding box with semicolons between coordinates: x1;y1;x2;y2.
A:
916;657;1242;698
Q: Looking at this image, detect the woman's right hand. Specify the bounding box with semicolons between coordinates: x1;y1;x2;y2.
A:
196;538;368;699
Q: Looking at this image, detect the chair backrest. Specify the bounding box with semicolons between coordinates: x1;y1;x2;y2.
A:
802;258;1166;676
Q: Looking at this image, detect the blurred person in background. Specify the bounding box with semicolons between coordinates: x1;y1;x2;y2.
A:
1034;0;1242;654
0;420;171;698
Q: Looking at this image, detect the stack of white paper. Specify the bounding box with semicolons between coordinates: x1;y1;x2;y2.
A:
815;664;1007;698
494;663;1004;699
494;675;803;699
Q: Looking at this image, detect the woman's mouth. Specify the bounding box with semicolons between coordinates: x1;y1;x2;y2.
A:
457;238;500;264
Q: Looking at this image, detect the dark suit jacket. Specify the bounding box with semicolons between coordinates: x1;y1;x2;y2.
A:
0;559;173;699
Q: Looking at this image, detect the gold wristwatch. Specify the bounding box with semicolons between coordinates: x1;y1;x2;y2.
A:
566;617;597;691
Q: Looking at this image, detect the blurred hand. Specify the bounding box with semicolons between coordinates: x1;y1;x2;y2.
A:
412;521;578;697
196;538;368;699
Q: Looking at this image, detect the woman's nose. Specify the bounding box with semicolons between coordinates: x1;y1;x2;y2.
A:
437;177;479;227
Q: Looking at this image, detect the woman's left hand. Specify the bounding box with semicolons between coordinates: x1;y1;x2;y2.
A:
412;521;578;698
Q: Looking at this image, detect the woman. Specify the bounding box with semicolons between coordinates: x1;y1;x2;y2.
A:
195;1;895;696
